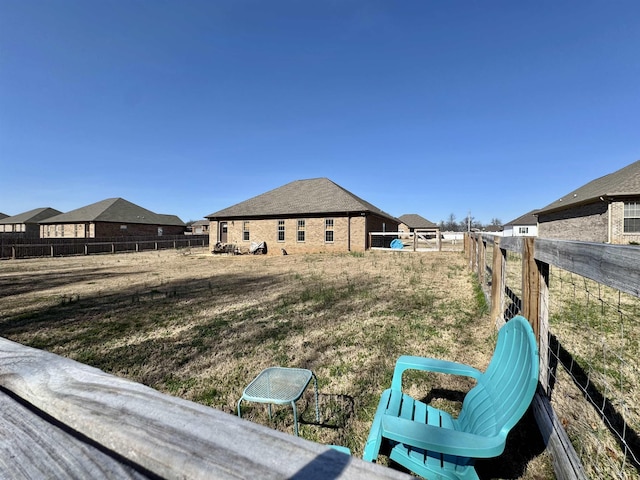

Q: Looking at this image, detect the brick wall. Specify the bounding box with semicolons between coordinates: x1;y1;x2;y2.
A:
94;222;185;237
537;201;608;242
208;215;375;254
610;201;640;244
40;222;185;238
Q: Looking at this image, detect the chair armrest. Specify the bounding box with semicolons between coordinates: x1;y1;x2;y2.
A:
381;415;505;458
390;355;482;390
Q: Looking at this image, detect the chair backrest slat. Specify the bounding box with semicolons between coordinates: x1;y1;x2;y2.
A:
457;316;539;440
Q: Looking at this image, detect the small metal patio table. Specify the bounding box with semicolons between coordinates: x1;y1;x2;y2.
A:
237;367;320;436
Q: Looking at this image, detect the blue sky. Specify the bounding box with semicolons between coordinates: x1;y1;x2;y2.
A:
1;1;639;225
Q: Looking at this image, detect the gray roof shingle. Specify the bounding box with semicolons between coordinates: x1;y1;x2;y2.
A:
538;159;640;214
40;198;184;226
206;178;397;221
505;210;538;226
398;214;437;229
1;207;62;224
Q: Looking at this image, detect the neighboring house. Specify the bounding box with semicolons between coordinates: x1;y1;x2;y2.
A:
0;208;62;237
482;225;503;235
536;159;640;244
39;198;185;238
502;211;538;237
190;220;210;235
0;213;8;220
397;214;438;233
205;178;399;254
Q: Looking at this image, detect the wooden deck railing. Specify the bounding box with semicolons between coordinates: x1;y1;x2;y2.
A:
0;338;409;479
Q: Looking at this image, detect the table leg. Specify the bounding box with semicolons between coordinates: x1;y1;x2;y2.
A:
291;401;299;436
237;398;243;417
312;373;320;423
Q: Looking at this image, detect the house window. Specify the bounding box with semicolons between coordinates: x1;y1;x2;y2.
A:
518;227;529;234
297;219;305;242
325;218;334;243
243;221;250;241
624;202;640;233
277;220;285;242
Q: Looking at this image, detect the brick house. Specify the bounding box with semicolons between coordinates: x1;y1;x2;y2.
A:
205;178;399;254
0;208;62;237
397;214;438;233
39;198;185;238
189;220;210;235
536;159;640;244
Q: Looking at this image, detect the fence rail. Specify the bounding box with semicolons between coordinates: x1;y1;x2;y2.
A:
369;231;464;252
0;337;408;479
467;234;640;480
0;235;209;259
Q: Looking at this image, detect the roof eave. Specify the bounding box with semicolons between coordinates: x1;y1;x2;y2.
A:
207;210;399;222
536;196;608;216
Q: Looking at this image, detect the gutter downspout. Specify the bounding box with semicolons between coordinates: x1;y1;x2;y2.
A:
607;200;612;244
600;196;612;244
347;213;351;252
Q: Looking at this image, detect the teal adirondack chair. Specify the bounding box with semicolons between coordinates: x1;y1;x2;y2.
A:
363;315;539;480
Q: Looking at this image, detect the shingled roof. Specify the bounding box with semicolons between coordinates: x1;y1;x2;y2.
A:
505;210;538;226
398;214;437;229
40;198;184;226
1;207;62;224
206;178;398;221
538;160;640;214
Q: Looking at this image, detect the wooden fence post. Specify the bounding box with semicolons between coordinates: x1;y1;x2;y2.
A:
521;237;541;342
477;234;485;286
490;237;506;327
538;258;550;393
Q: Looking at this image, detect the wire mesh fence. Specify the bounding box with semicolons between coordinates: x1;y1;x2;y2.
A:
546;267;639;479
469;233;640;479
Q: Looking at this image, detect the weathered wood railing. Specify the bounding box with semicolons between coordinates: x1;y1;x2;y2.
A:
0;338;409;479
467;234;640;480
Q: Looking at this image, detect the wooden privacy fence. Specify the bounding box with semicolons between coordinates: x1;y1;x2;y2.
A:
0;337;409;479
467;233;640;480
0;235;209;260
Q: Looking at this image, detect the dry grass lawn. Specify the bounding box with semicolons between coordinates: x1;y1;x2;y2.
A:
0;247;553;479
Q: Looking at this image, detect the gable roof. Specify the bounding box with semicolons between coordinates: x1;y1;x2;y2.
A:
398;214;437;229
1;207;62;224
505;210;538;226
206;178;398;222
0;213;8;220
40;198;184;226
191;220;210;226
537;159;640;214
